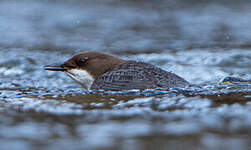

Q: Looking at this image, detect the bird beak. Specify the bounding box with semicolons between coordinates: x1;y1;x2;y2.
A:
44;65;67;71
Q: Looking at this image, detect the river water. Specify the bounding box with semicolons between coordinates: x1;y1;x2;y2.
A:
0;0;251;150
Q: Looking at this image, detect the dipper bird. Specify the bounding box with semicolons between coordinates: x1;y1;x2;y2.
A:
44;51;189;91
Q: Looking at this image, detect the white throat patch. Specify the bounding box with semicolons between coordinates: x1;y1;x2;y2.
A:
64;69;94;90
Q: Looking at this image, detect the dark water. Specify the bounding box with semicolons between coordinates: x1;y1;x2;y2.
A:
0;0;251;150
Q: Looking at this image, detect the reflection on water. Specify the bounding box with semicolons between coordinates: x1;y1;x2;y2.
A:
0;0;251;150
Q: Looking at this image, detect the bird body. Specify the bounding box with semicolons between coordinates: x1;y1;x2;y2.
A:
44;51;189;91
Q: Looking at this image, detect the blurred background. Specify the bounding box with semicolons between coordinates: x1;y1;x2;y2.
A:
1;0;251;51
0;0;251;150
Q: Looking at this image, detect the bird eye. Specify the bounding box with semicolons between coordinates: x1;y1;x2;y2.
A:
77;57;88;66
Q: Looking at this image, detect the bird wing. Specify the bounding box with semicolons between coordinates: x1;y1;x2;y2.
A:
90;69;155;91
90;61;189;91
